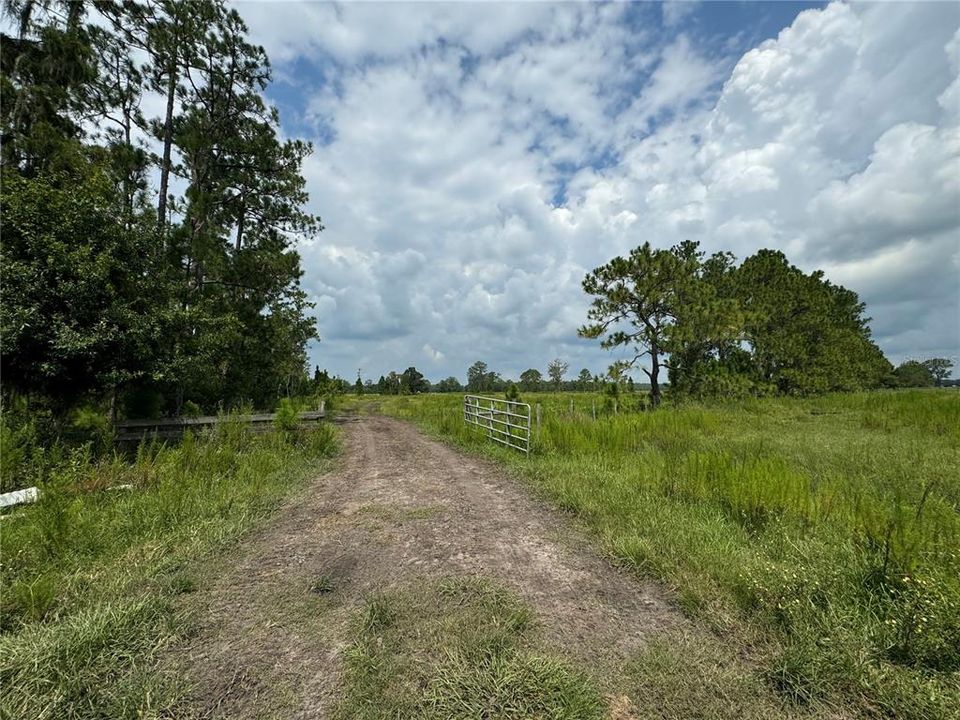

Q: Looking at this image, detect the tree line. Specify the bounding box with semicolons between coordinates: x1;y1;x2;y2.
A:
1;0;319;420
331;348;954;401
346;359;635;397
580;241;921;407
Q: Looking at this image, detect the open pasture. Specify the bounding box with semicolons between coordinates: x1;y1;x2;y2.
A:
379;390;960;718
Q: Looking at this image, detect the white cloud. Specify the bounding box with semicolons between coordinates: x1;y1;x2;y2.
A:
237;1;572;64
662;2;699;29
239;1;959;379
809;124;960;259
423;344;445;363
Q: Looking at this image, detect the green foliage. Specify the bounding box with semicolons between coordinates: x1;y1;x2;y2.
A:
1;167;167;407
181;400;202;419
0;422;337;717
581;242;893;404
519;368;543;392
547;358;569;390
576;368;594;390
0;395;68;493
580;242;698;406
921;358;954;386
734;250;891;395
467;360;501;393
400;366;429;394
67;404;113;451
435;376;463;393
1;397;41;492
380;391;960;718
504;382;521;403
1;0;320;417
894;360;934;387
273;396;303;439
0;17;95;173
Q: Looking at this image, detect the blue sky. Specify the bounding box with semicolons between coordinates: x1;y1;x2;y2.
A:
233;0;960;383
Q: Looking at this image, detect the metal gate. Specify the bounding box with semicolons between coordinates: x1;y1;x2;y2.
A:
463;395;531;454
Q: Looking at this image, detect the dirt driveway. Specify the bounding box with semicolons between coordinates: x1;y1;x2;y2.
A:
172;413;684;718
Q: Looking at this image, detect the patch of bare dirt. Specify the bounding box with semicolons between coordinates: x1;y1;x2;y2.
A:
168;414;685;719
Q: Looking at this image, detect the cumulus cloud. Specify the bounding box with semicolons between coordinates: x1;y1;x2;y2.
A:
239;1;959;380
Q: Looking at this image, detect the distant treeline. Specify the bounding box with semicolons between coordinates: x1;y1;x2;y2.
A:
334;353;954;399
2;0;319;421
360;360;639;396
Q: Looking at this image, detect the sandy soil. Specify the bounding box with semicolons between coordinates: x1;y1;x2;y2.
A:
170;413;684;719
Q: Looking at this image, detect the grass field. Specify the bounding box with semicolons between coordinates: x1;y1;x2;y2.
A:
0;418;337;719
378;389;960;719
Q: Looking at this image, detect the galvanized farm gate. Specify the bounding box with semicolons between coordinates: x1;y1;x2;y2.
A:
463;395;531;454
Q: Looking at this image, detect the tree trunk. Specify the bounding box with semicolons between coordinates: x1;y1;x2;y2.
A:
649;343;661;408
157;61;176;239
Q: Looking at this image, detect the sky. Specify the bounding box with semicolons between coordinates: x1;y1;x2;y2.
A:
229;0;960;384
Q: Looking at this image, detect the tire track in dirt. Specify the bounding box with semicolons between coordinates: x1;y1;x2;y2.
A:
170;413;684;718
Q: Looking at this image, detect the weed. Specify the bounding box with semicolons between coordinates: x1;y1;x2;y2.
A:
310;574;335;595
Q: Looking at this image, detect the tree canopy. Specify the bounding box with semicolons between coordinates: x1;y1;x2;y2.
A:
922;358;954;387
519;369;543;392
546;359;569;391
1;0;320;415
580;241;893;405
894;361;934;388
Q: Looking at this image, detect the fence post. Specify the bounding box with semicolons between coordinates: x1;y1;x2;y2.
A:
614;399;618;415
569;398;573;414
535;403;542;436
592;400;596;420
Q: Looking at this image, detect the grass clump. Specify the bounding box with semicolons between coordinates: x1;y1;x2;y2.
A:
336;577;605;720
310;574;336;595
0;418;337;718
377;389;960;718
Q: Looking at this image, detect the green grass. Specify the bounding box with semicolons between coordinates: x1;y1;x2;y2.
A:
378;390;960;719
335;577;606;719
0;420;338;719
335;574;837;720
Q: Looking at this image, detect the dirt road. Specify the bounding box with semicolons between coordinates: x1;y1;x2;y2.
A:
172;414;684;718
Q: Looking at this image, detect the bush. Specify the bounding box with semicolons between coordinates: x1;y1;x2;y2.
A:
0;395;60;493
181;400;202;418
274;397;304;440
67;405;113;451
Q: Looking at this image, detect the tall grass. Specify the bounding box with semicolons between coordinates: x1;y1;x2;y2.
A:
0;417;337;718
379;390;960;718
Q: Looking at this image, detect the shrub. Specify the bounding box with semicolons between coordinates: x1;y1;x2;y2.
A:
274;397;304;440
181;400;203;419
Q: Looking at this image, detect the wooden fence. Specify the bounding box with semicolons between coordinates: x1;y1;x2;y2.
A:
115;402;325;442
